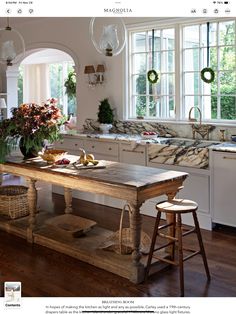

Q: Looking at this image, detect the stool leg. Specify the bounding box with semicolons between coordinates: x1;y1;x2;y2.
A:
170;213;176;261
192;212;211;281
177;213;184;297
145;211;161;280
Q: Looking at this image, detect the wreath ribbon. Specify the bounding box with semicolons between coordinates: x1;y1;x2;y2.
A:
201;22;215;84
147;29;159;84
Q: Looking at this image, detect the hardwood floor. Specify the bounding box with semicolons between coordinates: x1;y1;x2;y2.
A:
0;175;236;297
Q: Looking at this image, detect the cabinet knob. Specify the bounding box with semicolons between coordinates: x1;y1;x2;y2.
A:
92;145;95;149
74;143;78;146
108;147;112;151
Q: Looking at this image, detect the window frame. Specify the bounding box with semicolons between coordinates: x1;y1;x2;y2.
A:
126;17;236;125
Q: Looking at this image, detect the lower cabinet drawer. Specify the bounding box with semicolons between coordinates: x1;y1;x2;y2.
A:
84;140;119;157
120;144;146;166
54;138;84;152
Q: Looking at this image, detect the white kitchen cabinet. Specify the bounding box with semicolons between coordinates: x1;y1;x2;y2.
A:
119;143;146;166
212;151;236;227
84;139;119;161
147;161;211;229
54;137;84;155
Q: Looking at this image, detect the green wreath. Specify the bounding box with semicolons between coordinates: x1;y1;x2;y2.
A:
147;70;159;84
201;67;215;84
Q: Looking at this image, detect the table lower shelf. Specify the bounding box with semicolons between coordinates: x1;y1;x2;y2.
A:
0;212;169;283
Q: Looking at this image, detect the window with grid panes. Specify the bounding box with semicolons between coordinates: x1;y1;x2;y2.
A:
182;20;236;121
129;28;175;119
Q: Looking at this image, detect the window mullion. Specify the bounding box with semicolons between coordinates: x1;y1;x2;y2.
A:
175;24;181;120
217;22;221;119
146;31;149;117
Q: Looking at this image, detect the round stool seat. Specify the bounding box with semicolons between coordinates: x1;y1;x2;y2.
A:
156;199;198;214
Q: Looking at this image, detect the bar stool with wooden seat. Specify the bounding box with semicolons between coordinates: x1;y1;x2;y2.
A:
145;199;211;297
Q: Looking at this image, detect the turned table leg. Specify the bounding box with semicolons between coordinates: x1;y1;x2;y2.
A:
26;178;37;243
129;201;145;283
64;187;73;214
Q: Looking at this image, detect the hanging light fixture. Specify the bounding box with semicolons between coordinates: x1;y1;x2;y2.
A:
0;17;25;66
89;17;126;57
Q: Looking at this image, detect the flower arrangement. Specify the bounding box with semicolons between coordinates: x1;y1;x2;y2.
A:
0;98;65;163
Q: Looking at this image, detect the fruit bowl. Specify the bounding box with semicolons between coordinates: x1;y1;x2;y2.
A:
141;131;158;139
39;149;68;164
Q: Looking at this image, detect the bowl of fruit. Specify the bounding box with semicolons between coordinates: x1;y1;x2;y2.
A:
39;149;68;164
141;131;158;139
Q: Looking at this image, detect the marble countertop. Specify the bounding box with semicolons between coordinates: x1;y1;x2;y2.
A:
211;142;236;153
62;131;223;149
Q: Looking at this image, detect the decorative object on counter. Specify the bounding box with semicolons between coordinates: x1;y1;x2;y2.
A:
0;17;25;66
89;17;126;57
45;214;97;238
0;185;29;219
147;29;159;84
141;131;158;139
64;114;77;130
64;69;76;99
200;22;215;84
84;64;105;87
220;129;226;142
39;149;68;164
0;98;65;163
97;98;114;134
83;119;177;137
99;203;151;255
231;134;236;142
0;97;7;121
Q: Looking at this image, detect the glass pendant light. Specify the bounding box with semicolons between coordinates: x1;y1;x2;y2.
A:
89;17;126;57
0;17;25;66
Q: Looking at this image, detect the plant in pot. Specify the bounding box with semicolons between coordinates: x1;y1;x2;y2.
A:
0;98;65;163
64;70;76;100
97;98;114;134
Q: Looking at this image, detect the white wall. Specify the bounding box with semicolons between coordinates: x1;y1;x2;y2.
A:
0;17;130;127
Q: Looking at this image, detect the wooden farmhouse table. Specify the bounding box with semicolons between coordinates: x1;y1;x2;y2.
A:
0;156;188;283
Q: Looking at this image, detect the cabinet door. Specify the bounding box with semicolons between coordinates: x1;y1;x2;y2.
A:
178;174;210;213
212;152;236;227
120;144;146;166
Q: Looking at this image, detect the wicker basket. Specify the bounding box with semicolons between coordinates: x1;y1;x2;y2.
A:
0;185;29;219
100;203;151;255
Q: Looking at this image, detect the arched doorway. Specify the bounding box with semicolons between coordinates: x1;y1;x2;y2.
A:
6;44;78;119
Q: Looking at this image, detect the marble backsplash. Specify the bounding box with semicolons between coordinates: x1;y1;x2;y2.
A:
83;119;236;141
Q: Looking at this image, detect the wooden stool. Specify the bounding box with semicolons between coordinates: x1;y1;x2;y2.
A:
145;199;210;297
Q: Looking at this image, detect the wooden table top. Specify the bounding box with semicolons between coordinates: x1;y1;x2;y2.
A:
1;156;188;202
1;156;187;187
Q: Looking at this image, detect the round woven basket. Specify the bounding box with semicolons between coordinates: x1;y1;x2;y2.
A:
0;185;29;219
99;203;151;255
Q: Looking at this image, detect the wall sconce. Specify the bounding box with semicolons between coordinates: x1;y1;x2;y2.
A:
84;64;105;87
0;98;7;121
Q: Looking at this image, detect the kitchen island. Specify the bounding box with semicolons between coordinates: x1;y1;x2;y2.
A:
0;156;187;283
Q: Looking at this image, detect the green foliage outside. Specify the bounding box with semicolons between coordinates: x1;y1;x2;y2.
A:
134;22;235;120
210;22;236;120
